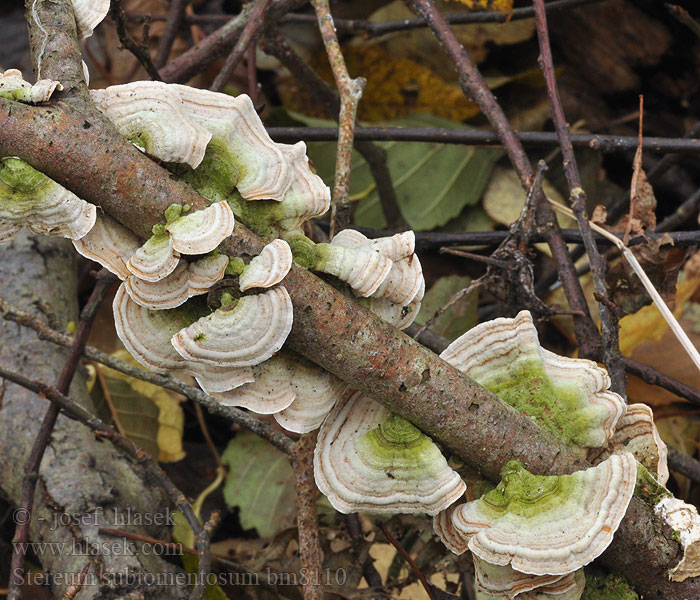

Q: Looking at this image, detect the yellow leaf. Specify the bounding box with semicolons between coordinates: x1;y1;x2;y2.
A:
619;277;700;356
99;350;186;463
447;0;513;10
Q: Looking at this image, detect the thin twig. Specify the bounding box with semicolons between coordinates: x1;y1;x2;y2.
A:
92;360;127;436
8;274;112;599
533;0;625;393
408;0;601;359
413;279;482;341
345;514;383;590
376;520;436;600
60;561;92;600
439;248;504;266
0;296;296;455
262;29;406;229
267;127;700;154
210;0;272;93
668;446;700;485
194;403;224;471
154;0;190;68
109;0;162;80
666;3;700;39
292;433;323;600
311;0;366;236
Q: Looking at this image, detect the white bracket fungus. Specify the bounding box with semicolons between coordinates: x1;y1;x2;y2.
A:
113;284;254;393
126;230;181;282
164;201;234;255
0;69;63;103
654;497;700;582
440;310;626;450
314;390;466;515
72;214;142;280
239;239;292;291
90;82;213;168
171;286;293;367
124;254;229;310
71;0;110;38
588;403;669;486
0;157;96;244
451;454;637;576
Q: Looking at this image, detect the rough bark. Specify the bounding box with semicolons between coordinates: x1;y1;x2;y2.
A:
0;95;693;597
0;233;186;599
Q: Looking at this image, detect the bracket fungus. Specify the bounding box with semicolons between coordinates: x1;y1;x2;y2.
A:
124;254;229;310
450;454;636;576
440;310;625;450
164;201;234;255
314;390;466;515
587;403;669;486
213;355;295;413
0;157;96;244
113;285;254;393
239;239;293;291
0;69;62;103
72;214;142;280
171;286;293;368
71;0;110;38
654;497;700;582
90;82;213;168
126;230;181;282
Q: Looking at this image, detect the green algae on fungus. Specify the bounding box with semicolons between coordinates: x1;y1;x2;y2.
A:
634;463;671;506
0;69;62;103
126;231;180;282
164;201;234;255
0;157;96;244
440;310;625;450
314;390;465;515
450;454;637;575
313;242;393;297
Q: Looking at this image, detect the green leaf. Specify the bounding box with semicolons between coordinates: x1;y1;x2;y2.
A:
301;113;503;230
221;432;296;537
416;275;479;341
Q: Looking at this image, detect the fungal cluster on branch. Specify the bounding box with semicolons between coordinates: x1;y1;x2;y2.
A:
2;61;698;598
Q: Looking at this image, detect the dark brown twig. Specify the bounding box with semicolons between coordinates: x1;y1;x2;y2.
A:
622;357;700;407
262;29;406;229
210;0;272;93
109;0;162;80
408;0;601;360
292;433;324;600
154;0;190;69
8;274;112;599
311;0;366;236
267;127;700;154
60;561;92;600
668;446;700;485
533;0;624;392
666;3;700;39
376;520;436;600
345;514;384;590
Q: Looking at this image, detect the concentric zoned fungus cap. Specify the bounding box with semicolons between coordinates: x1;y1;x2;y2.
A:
173;86;291;201
314;390;466;515
472;555;579;600
113;284;253;393
171;287;293;367
433;504;469;555
331;229;415;261
0;157;96;244
0;69;63;103
440;310;626;450
72;214;141;280
451;454;637;575
239;239;293;291
127;230;180;282
90;82;212;167
273;142;330;232
588;403;669;486
164;201;234;255
314;243;393;297
71;0;110;38
274;356;347;434
124;254;228;309
372;255;425;306
213;355;295;413
654;497;700;582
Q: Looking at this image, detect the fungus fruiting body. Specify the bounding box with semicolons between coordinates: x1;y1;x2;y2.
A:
0;69;63;103
654;497;700;581
314;390;465;515
239;239;293;291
